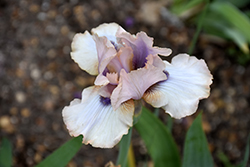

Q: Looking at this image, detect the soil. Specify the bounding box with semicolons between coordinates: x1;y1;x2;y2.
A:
0;0;249;166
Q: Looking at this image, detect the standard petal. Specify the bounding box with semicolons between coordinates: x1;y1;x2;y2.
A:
111;64;167;110
91;23;126;43
93;35;117;74
117;31;172;69
107;46;134;73
143;54;213;119
62;86;134;148
71;32;99;75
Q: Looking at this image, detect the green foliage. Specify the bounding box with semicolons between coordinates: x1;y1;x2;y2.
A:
134;107;181;167
35;135;83;167
0;138;12;167
172;0;250;64
182;113;213;167
209;1;250;54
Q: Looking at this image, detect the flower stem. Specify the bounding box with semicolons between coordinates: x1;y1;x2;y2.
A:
127;143;136;167
116;128;133;167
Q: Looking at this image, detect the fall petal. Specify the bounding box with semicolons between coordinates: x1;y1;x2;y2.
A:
143;54;213;119
71;32;98;75
62;86;134;148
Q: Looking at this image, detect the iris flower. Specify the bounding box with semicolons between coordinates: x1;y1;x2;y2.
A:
62;23;213;148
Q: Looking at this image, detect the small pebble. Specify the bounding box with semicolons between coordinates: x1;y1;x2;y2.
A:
21;108;31;118
15;91;26;103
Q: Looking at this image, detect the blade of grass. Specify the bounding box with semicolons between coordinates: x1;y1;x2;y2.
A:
35;135;82;167
0;138;12;167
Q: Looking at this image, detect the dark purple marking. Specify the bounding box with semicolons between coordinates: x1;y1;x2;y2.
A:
100;96;111;106
102;68;109;76
164;71;169;78
132;41;148;69
157;71;169;84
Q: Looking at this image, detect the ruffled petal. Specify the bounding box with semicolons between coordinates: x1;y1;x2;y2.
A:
62;86;134;148
117;31;172;69
143;54;213;119
71;32;99;75
111;63;167;110
91;23;126;43
106;72;119;84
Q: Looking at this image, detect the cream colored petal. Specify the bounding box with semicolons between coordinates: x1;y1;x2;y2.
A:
71;32;98;75
62;86;134;148
143;53;213;119
91;23;125;43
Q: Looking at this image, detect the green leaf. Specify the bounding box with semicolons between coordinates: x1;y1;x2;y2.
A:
210;2;250;43
35;135;83;167
215;0;250;8
116;128;133;167
134;107;181;167
0;138;12;167
203;16;249;54
182;113;213;167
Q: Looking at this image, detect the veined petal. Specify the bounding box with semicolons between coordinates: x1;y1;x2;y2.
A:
111;64;167;110
143;54;213;119
117;31;172;69
91;23;126;43
62;86;134;148
71;32;98;75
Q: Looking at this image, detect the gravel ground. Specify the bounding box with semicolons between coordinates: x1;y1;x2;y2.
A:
0;0;249;166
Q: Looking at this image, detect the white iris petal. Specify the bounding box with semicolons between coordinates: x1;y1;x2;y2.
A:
143;54;213;119
62;86;134;148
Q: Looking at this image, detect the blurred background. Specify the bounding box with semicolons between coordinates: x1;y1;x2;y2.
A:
0;0;249;166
